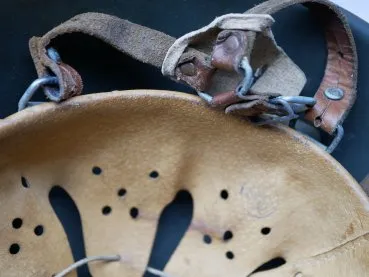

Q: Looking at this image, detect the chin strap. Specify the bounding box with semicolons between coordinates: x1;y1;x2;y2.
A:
24;0;357;153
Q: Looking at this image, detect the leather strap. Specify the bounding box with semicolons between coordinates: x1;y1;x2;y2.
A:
29;13;177;101
247;0;358;134
29;0;357;135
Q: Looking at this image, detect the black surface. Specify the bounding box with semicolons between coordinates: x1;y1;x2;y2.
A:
1;1;369;275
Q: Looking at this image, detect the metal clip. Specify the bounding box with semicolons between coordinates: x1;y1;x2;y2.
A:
235;57;254;99
18;76;59;111
257;97;299;125
256;96;316;125
197;57;254;103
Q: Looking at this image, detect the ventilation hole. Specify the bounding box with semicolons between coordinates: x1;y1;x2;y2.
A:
226;251;234;260
144;190;193;277
203;234;212;244
92;166;102;175
34;225;44;236
12;218;23;229
130;207;139;219
118;188;127;197
223;230;233;241
261;227;271;235
220;190;229;200
149;171;159;179
9;243;20;255
338;51;344;58
21;177;30;188
102;206;112;215
250;257;286;274
49;186;92;277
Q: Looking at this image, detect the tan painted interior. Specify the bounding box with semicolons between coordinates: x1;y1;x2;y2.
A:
0;90;368;277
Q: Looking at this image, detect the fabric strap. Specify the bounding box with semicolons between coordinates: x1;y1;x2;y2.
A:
29;0;357;135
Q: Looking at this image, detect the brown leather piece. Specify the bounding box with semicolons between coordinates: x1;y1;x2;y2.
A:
211;91;241;107
305;5;356;133
1;90;369;276
211;30;248;72
175;53;215;92
247;0;358;134
29;37;84;102
225;95;286;117
44;62;83;101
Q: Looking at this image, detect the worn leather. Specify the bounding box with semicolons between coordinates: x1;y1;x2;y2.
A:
28;0;357;136
29;12;177;100
247;0;358;134
0;90;368;276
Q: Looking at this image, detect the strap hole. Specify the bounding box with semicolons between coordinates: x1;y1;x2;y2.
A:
261;227;271;235
149;171;159;179
220;190;229;200
92;166;102;175
203;234;212;244
12;218;23;229
130;207;139;219
21;176;30;188
314;117;322;127
102;206;112;215
118;188;127;197
223;230;233;241
9;243;20;255
338;51;344;58
226;251;234;260
34;225;44;236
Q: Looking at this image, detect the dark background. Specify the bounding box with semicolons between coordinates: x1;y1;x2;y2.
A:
1;1;369;276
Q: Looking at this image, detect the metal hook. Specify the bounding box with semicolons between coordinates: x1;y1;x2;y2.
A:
18;76;59;111
256;98;299;125
235;57;254;99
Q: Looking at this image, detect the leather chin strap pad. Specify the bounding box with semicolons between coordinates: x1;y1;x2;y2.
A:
247;0;358;134
0;90;369;276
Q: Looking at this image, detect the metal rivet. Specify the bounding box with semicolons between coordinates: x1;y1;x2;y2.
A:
179;62;197;76
295;273;303;277
324;87;344;100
